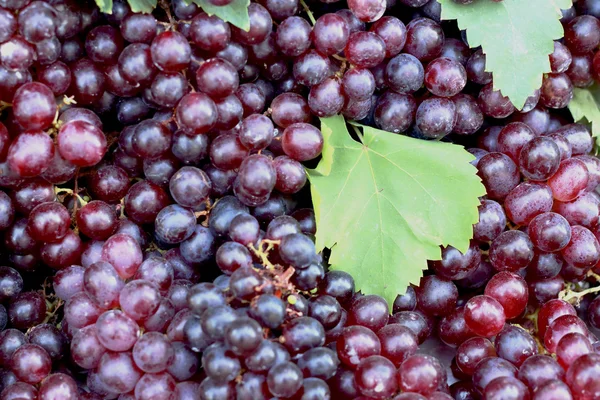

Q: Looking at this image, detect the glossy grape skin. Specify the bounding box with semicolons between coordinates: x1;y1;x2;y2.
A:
504;182;554;226
565;15;600;54
556;123;594;155
336;325;381;368
348;0;385;22
404;18;443;62
150;31;190;72
472;357;518;393
561;225;600;269
10;344;51;384
478;83;515;118
308;76;345;117
209;134;249;171
489;230;534;273
565;353;600;399
7;131;55;178
456;337;496;376
483;376;530;400
540;73;573;109
397;354;444;395
519;136;562;181
464;295;506;337
547;158;589;202
477;152;520;200
355;355;398;399
312;13;349;56
345;31;386;69
12;82;56;131
85;25;124;64
69;58;106;105
374;91;416;133
452;93;484;135
267;361;303;398
415;97;456;139
282;123;323;161
370;16;406;58
270;92;310;128
96;351;142;394
384;53;423;94
231;3;272;45
473;199;506;243
484;271;528;319
424;57;467;97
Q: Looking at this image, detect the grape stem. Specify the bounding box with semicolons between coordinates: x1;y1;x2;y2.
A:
299;0;316;25
559;284;600;305
248;239;280;270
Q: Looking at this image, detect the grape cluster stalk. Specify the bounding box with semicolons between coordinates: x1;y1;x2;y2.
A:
0;0;597;399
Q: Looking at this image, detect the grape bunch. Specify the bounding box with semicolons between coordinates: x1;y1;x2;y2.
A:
0;0;596;399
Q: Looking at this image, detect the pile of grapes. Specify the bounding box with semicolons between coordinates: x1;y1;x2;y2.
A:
0;0;598;398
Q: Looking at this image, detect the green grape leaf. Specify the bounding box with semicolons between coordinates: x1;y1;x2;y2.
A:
307;116;485;310
190;0;251;31
439;0;571;110
568;84;600;144
95;0;113;13
126;0;157;13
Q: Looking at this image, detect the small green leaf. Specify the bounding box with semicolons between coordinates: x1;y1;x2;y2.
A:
307;116;485;310
190;0;251;31
95;0;113;13
439;0;571;110
127;0;158;13
568;83;600;143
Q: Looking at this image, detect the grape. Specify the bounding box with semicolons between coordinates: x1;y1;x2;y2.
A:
561;225;600;269
345;31;386;68
397;354;444;395
473;199;506;243
489;230;534;272
484;271;528;319
540;73;574;109
483;376;530;400
282;123;323;161
415;97;456;139
308;76;345;117
96;310;139;352
404;18;444;62
477;152;520;200
97;352;142;394
10;343;51;384
275;16;311;57
556;123;594;155
355;355;398;399
267;361;303;398
478;83;515;118
134;372;176;400
292;49;332;87
336;325;381;368
424;57;467;97
231;3;272;45
120;13;157;44
567;53;594;87
373;91;415;133
504;182;553;226
384;53;424;94
370;16;406;58
464;295;506;337
452;93;484;135
85;25;124;64
175;92;217;135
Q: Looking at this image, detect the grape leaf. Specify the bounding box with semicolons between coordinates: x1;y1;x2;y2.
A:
568;84;600;144
95;0;113;13
190;0;251;31
307;116;485;310
439;0;571;110
127;0;157;13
